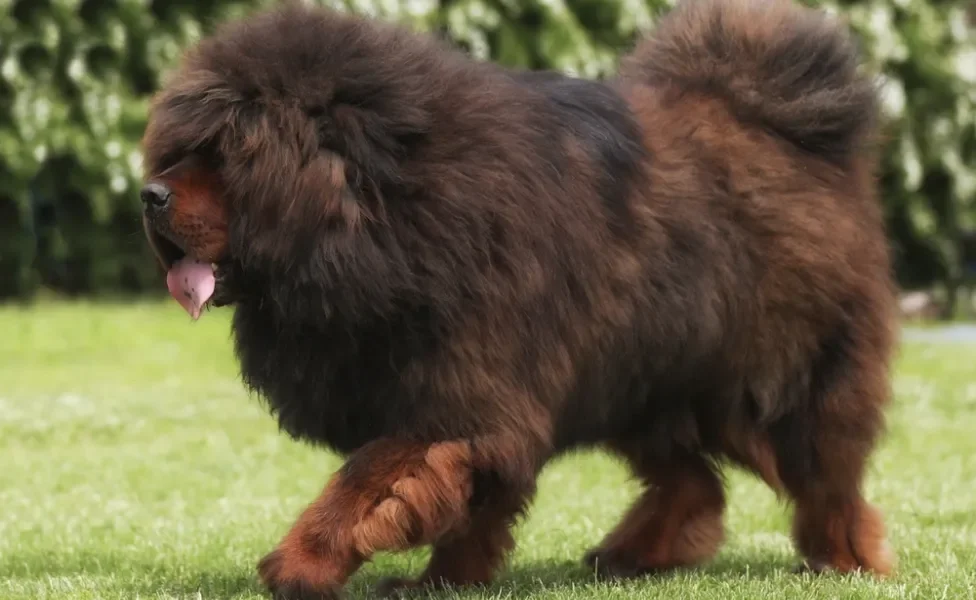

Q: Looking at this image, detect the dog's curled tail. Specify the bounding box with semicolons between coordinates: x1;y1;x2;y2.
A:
621;0;878;162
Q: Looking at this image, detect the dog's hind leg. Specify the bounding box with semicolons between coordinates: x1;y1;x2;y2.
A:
583;449;726;578
756;307;897;578
774;359;894;576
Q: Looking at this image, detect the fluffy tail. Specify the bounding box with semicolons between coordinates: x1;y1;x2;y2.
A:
621;0;879;162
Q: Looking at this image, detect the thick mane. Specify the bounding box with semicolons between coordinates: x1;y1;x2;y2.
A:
143;5;453;223
142;6;485;324
143;5;646;328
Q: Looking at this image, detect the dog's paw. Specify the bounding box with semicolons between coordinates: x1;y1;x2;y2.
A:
793;559;839;576
258;549;343;600
582;547;653;580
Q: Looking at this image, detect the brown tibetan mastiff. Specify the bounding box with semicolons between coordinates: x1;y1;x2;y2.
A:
141;0;897;597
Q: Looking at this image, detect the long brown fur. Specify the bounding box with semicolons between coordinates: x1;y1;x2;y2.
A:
140;0;897;597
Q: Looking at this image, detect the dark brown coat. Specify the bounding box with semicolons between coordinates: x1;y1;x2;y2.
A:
141;0;897;596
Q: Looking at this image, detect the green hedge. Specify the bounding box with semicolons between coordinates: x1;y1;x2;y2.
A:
2;0;974;299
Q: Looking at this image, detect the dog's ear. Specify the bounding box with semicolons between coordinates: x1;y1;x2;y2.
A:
218;102;377;273
220;104;420;321
308;129;406;230
326;104;426;190
313;62;435;204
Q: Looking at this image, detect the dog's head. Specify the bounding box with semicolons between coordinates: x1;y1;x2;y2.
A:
140;5;446;319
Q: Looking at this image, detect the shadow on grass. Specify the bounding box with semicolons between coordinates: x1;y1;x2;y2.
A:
347;556;804;598
0;551;801;599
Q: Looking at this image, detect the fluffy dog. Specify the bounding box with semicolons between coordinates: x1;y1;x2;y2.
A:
141;0;897;597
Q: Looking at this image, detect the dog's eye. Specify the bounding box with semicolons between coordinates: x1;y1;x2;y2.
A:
155;150;188;174
160;150;216;175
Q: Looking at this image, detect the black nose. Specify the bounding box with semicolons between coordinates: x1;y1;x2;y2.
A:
140;182;172;211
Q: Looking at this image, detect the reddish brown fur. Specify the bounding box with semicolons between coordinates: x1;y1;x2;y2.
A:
140;0;897;597
585;454;727;576
145;159;228;265
793;495;892;574
257;441;473;596
376;487;527;595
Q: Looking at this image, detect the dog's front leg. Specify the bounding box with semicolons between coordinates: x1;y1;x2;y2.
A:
257;439;473;600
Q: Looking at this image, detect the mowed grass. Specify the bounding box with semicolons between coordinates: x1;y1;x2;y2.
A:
2;302;976;600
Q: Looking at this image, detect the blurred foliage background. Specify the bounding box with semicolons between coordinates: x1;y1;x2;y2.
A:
1;0;975;312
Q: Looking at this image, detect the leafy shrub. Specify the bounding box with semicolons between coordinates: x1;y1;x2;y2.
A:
2;0;973;302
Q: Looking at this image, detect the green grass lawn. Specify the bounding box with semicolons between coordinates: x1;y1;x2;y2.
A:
2;302;975;599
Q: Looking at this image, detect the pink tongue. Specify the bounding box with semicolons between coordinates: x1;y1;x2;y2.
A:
166;258;216;320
